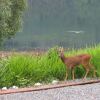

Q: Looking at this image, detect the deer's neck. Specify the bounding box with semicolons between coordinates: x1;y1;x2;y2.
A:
60;53;67;63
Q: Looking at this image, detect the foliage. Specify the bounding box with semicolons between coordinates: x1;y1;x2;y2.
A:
0;45;100;87
0;0;27;44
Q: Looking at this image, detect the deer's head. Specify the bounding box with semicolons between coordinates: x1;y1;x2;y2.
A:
58;47;65;57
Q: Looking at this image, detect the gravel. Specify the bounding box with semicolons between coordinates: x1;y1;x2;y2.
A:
0;82;100;100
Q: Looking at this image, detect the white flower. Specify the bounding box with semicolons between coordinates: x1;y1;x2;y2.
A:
9;86;18;89
2;87;7;90
52;80;59;84
34;82;42;86
12;86;18;89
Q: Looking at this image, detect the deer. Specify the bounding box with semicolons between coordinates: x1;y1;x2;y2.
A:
58;47;96;80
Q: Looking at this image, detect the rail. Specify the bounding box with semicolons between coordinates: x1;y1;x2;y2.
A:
0;78;100;95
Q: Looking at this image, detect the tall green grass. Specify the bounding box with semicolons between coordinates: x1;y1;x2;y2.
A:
0;45;100;87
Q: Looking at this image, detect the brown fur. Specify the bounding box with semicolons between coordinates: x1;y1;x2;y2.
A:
58;47;96;80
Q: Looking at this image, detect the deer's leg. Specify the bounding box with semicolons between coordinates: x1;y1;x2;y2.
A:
64;67;70;80
72;68;75;80
64;67;69;80
65;72;68;80
84;68;89;79
89;63;97;77
93;70;97;78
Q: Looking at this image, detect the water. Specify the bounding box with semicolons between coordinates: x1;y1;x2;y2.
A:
2;0;100;50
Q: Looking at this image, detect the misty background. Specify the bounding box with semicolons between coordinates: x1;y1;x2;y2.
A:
2;0;100;50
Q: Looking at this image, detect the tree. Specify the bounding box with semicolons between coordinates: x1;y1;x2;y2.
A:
0;0;27;45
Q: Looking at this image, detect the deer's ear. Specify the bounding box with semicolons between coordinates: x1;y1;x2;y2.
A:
61;47;64;52
58;47;61;52
58;47;64;53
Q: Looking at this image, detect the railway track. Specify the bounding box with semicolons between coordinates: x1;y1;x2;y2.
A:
0;78;100;95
